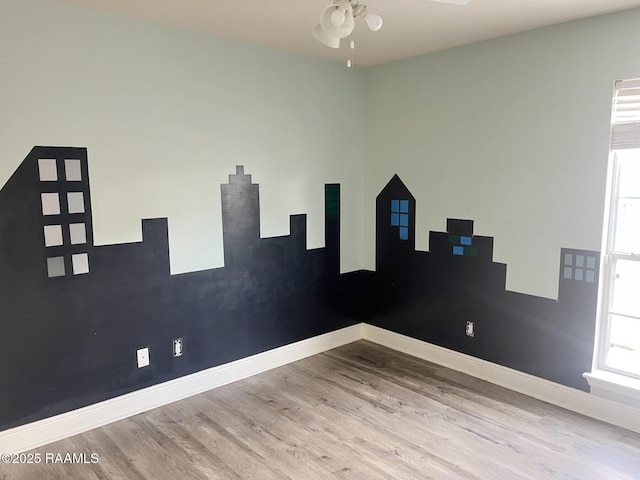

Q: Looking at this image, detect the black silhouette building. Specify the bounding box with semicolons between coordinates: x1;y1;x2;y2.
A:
0;146;354;431
0;151;601;432
376;174;416;273
374;175;417;309
221;166;260;269
0;147;94;286
429;218;494;261
371;174;600;391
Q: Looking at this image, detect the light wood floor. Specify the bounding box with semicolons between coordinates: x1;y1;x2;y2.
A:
2;340;640;480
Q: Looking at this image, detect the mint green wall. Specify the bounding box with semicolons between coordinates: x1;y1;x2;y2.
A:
365;8;640;299
3;1;640;300
0;0;365;275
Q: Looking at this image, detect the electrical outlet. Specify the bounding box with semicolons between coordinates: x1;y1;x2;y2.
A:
173;338;183;357
137;347;150;368
466;321;475;337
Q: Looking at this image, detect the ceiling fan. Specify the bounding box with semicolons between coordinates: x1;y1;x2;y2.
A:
312;0;472;66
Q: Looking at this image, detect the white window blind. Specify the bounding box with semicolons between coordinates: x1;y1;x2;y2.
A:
612;78;640;150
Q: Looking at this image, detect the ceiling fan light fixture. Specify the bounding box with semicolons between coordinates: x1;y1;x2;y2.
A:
363;12;383;31
312;23;341;48
312;0;387;66
319;0;355;38
312;0;472;66
329;7;347;27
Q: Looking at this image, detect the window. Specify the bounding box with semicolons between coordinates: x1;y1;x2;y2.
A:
72;253;89;275
64;159;82;181
38;159;57;181
598;78;640;378
563;252;597;283
325;185;340;217
448;234;477;257
47;256;65;278
391;199;409;240
69;223;87;245
67;192;85;214
43;225;63;247
41;193;60;216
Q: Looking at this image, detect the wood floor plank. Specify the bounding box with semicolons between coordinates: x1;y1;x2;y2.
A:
290;354;538;479
207;385;376;480
326;341;627;448
69;428;147;480
321;347;575;454
218;379;420;480
175;409;293;480
2;340;640;480
234;367;472;480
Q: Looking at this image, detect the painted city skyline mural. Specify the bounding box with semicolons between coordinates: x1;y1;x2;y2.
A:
0;147;599;431
0;146;362;430
369;174;599;391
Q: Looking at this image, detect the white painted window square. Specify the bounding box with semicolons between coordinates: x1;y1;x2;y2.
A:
65;159;82;181
38;159;58;181
563;267;573;280
41;193;60;215
575;268;584;281
564;253;573;266
43;225;63;247
587;256;596;269
576;255;585;268
47;256;65;278
69;223;87;245
67;192;85;214
586;270;596;283
72;253;89;275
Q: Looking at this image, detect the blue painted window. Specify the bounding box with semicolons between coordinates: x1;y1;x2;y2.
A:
453;246;464;256
391;199;409;240
460;236;472;246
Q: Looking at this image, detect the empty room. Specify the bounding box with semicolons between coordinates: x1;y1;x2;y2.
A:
1;0;640;478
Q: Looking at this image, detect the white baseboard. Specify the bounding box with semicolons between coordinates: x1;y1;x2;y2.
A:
0;324;364;454
3;322;639;454
363;324;640;434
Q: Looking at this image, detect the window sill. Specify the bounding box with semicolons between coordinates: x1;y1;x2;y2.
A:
583;370;640;408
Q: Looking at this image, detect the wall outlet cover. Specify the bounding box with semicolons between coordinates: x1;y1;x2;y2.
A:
173;338;183;357
466;321;475;337
137;347;150;368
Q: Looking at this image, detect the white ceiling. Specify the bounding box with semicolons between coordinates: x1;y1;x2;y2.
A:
53;0;640;66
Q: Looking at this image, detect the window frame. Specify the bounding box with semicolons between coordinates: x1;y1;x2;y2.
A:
596;149;640;379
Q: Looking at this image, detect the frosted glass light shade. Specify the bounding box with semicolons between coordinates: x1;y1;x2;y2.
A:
312;24;340;48
330;7;346;27
319;0;354;38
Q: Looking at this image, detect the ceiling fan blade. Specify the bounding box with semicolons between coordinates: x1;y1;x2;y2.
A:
429;0;472;5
